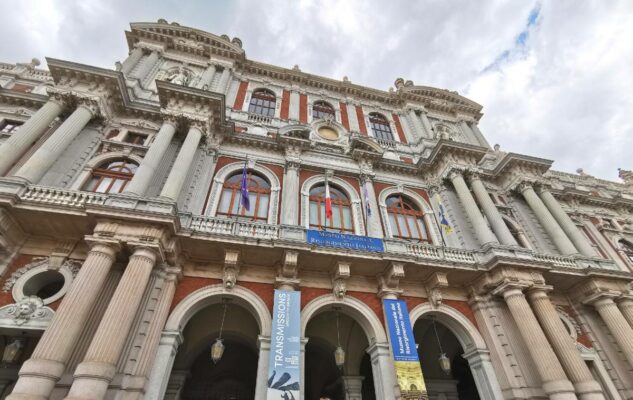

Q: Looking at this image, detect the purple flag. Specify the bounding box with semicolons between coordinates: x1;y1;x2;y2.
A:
239;161;250;212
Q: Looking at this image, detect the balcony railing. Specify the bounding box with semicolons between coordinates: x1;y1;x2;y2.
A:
247;113;273;125
21;186;106;208
188;215;279;240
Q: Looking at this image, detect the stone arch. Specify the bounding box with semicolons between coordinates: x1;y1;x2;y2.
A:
409;303;503;400
165;284;272;336
301;175;365;235
204;161;281;224
378;186;441;244
301;293;386;343
70;151;143;191
500;214;533;249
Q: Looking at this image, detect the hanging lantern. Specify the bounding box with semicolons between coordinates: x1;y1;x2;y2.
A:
2;338;24;364
210;338;225;364
210;301;229;364
334;345;346;368
438;353;451;375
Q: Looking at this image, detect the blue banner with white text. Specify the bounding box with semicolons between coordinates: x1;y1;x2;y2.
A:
307;229;384;252
267;290;301;400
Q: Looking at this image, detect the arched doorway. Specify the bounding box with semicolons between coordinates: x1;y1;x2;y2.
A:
409;304;503;400
150;285;272;400
302;295;393;400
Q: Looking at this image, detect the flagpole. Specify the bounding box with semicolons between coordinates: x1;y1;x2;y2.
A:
431;193;447;247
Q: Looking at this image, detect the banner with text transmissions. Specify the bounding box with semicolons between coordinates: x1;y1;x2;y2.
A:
267;290;301;400
384;298;428;400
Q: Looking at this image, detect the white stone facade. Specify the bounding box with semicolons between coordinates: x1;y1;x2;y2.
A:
0;19;631;400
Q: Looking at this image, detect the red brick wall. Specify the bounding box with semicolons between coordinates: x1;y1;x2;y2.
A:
233;81;249;110
561;305;593;348
356;105;368;136
392;113;407;144
0;254;33;307
339;102;350;131
443;299;478;329
280;89;290;120
299;94;308;123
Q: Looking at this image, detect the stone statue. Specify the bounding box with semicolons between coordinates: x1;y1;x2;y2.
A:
167;66;190;86
619;168;633;186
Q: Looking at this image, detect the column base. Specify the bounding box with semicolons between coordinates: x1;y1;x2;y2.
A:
542;379;578;400
64;361;117;400
574;380;606;400
7;358;65;400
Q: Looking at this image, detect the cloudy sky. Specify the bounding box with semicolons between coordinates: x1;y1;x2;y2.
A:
1;1;632;181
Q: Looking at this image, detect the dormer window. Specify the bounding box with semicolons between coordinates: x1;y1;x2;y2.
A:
123;131;148;145
312;101;335;120
248;89;276;117
369;112;394;141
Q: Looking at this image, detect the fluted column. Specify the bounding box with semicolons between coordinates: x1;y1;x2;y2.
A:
7;241;119;400
361;174;383;238
590;296;633;368
124;119;178;196
459;119;478;145
216;67;231;94
539;189;596;257
159;125;203;201
470;122;491;148
450;171;498;245
0;99;64;176
419;109;434;138
527;288;604;400
281;160;300;225
120;47;144;75
519;183;578;255
469;174;517;246
132;268;179;380
497;286;577;399
617;297;633;328
343;376;364;400
133;50;160;82
197;63;217;90
406;108;426;140
65;247;157;400
13;102;96;183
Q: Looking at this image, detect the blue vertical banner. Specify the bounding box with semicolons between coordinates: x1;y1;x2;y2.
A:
383;299;428;399
267;290;301;400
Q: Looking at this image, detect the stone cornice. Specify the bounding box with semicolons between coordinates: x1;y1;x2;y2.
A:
0;88;50;110
491;152;553;177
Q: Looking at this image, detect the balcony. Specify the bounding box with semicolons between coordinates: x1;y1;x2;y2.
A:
0;181;624;275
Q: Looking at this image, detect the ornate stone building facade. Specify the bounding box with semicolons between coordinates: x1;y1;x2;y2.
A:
0;19;632;400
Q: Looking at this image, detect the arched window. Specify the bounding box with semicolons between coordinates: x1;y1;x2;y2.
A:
312;101;335;120
619;240;633;263
386;194;430;241
217;171;271;221
83;159;138;194
248;89;276;117
309;184;353;233
369;113;394;141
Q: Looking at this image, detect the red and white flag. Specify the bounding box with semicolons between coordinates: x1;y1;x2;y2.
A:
324;176;333;221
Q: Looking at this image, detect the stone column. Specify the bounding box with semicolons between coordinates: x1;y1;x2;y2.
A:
419;109;434;138
527;288;604;400
519;183;578;255
617;297;633;328
216;67;231;94
0;99;64;176
590;296;633;368
360;174;383;238
7;241;119;400
255;336;271;399
133;50;160;82
197;63;216;90
281;160;300;225
145;331;183;400
342;376;364;400
449;170;498;246
14;102;96;183
496;285;577;399
131;268;179;385
65;247;157;400
470;123;491;148
469;174;517;246
160;125;203;201
406;108;425;140
459;119;479;146
124;119;178;196
539;189;596;257
120;47;144;75
367;342;399;400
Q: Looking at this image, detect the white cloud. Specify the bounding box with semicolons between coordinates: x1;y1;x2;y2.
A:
1;0;631;180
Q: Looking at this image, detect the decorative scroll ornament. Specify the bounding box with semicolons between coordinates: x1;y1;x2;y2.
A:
0;296;54;326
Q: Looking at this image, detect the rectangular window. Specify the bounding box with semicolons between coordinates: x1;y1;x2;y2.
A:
0;120;23;134
10;83;34;93
123;132;147;145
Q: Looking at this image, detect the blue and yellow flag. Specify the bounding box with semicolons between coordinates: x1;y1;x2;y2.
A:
436;194;453;234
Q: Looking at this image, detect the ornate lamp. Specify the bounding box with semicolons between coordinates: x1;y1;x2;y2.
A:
334;310;345;369
2;338;24;364
432;319;451;375
211;301;229;364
